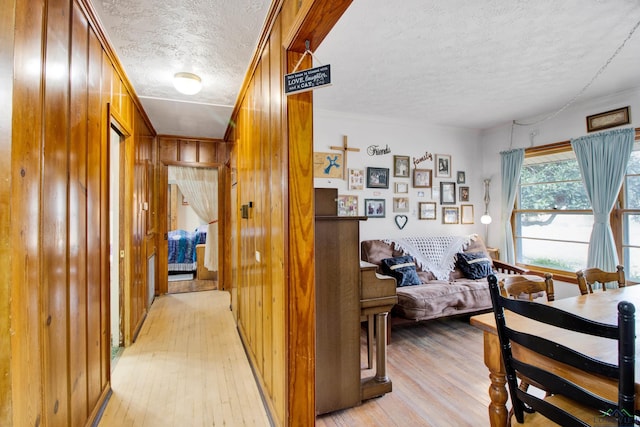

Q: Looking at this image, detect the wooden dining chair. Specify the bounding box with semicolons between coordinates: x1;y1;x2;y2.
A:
499;274;554;302
488;274;636;426
576;265;625;294
499;274;554;394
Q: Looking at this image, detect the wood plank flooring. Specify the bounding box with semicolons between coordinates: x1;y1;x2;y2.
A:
98;290;270;427
168;278;217;294
317;317;492;427
99;287;494;426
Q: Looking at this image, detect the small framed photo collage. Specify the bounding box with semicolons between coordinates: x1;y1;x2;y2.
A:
318;147;473;225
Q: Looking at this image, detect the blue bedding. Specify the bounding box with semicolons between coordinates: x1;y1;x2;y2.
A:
168;229;206;272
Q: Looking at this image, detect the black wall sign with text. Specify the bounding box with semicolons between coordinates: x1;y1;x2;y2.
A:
284;65;331;95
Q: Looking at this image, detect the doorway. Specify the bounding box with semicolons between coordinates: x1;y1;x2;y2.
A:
109;125;123;364
166;166;219;294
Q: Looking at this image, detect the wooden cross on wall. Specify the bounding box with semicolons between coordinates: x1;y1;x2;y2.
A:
330;135;360;180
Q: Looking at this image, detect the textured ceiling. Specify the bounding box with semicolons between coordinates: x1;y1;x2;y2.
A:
315;0;640;130
91;1;640;139
92;0;272;138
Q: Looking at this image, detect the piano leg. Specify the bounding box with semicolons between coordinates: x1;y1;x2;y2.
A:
367;314;374;369
374;312;389;382
361;312;392;400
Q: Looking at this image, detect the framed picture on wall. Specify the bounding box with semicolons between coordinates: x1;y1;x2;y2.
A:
337;195;359;217
442;207;459;224
395;182;409;193
435;154;451;178
461;204;474;224
440;182;456;205
348;168;364;190
586;106;630;132
413;169;432;188
366;167;390;189
393;155;410;177
364;198;386;218
418;202;436;220
393;197;410;213
459;186;469;202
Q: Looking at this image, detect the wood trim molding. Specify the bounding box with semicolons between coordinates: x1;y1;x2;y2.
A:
526;127;639;157
157;134;225;143
286;49;315;426
283;0;353;51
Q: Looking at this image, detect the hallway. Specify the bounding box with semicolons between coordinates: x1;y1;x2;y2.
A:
99;291;271;426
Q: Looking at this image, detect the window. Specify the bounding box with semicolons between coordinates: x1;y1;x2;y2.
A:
514;138;639;282
619;142;640;282
514;144;592;272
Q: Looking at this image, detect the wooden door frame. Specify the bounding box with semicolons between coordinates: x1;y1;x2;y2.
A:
107;106;132;346
283;0;353;423
157;161;224;296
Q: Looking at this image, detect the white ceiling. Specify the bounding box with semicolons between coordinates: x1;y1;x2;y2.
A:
92;0;272;138
92;1;640;139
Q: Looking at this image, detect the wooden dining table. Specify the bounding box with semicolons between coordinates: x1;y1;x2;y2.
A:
470;285;640;427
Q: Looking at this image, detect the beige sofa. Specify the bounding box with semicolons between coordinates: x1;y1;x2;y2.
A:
360;235;530;323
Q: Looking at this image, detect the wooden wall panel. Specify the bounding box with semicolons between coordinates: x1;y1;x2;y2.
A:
41;1;71;425
129;117;155;342
86;25;105;411
197;141;218;163
7;0;157;425
253;59;265;378
100;48;113;391
268;17;286;415
69;4;89;424
157;164;169;295
8;1;46;425
259;41;273;398
233;12;292;426
0;0;15;424
230;2;352;425
159;136;227;165
179;139;198;162
122;109;136;344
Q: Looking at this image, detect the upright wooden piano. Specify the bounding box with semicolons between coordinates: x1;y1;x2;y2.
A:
315;189;397;415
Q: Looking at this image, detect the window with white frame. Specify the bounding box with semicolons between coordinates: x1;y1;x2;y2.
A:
514;145;592;272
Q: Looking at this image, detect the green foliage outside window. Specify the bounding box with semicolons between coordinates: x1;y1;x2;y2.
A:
520;159;589;211
516;145;640;280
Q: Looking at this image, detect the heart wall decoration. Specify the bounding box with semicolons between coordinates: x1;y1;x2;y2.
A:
394;215;408;230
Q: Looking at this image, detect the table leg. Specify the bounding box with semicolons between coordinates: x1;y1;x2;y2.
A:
483;331;508;427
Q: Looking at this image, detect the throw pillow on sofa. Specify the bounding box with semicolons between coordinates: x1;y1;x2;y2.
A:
456;252;493;280
381;256;422;287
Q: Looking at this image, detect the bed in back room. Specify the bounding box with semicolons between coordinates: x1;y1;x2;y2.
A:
167;226;207;275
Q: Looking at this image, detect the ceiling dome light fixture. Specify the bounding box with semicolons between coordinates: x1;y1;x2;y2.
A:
173;72;202;95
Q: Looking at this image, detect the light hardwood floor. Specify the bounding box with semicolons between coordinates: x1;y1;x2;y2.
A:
99;287;493;426
317;317;492;427
98;290;271;427
168;278;217;294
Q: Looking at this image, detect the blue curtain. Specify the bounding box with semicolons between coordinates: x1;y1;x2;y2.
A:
500;148;524;264
571;127;634;272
